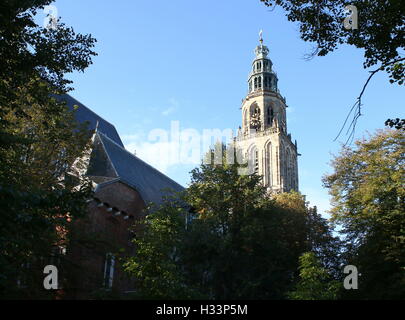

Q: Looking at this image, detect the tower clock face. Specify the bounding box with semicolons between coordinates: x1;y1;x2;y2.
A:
250;113;261;130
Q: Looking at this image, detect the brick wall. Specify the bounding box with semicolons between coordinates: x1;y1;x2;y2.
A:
65;181;146;299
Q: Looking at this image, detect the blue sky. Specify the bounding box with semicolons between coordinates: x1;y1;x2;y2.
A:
45;0;403;216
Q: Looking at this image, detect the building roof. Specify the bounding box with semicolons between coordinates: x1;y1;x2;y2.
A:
58;94;124;147
57;93;184;206
97;132;184;206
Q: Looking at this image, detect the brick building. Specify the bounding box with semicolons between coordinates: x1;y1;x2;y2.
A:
59;94;184;298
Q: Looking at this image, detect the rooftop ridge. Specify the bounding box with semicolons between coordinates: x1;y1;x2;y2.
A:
64;94;117;129
97;131;184;189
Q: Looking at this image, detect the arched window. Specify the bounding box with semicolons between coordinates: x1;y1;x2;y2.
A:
255;150;259;173
267;107;273;125
258;76;262;88
249;81;252;92
286;148;291;191
254;77;257;89
272;78;277;89
248;146;258;175
265;142;272;187
250;104;261;130
243;108;248;129
280;143;287;188
290;152;295;190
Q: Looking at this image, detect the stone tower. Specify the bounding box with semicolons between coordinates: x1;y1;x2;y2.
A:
235;33;299;193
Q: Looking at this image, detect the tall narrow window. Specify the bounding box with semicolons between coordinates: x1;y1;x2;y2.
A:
286;148;291;191
255;150;259;173
267;107;270;125
267;107;274;125
258;76;262;88
249;147;258;174
254;77;257;89
103;253;115;289
266;143;272;186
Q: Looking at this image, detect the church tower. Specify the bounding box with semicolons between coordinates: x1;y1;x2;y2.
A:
235;33;299;193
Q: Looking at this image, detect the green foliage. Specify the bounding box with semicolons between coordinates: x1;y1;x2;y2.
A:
260;1;404;130
288;252;340;300
0;0;96;298
125;145;340;299
123;201;204;299
323;129;405;299
260;0;405;84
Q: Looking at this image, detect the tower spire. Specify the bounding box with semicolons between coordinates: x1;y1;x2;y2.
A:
248;31;277;94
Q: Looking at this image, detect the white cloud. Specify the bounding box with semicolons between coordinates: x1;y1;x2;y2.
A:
125;140;175;174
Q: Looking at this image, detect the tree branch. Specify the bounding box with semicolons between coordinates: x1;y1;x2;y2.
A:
334;57;405;145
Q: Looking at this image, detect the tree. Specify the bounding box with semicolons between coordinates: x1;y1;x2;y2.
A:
185;159;308;299
0;0;96;298
124;145;340;299
323;129;405;299
260;0;405;134
123;199;204;299
288;252;340;300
